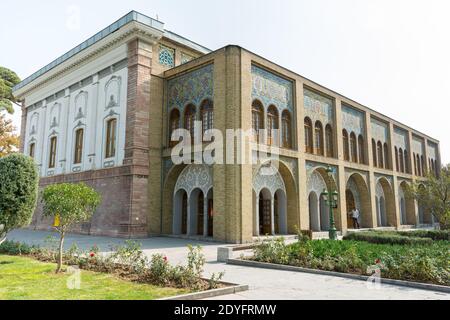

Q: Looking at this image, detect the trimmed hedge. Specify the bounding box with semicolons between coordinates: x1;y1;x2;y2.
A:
343;232;433;245
396;230;450;241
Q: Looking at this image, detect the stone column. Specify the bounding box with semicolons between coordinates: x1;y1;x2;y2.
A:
123;38;154;237
19;101;27;154
389;123;401;228
63;89;71;174
255;195;260;236
88;74;100;170
186;199;192;236
59;89;70;174
365;113;378;228
203;198;208;237
270;195;275;235
40;101;49;176
334;97;346;233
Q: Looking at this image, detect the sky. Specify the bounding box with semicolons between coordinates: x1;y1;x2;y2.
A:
1;0;449;162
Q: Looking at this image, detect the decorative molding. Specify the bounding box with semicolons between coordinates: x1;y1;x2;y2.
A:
175;164;213;196
304;88;333;125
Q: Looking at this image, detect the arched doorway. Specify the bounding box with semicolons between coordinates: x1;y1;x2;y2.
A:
376;178;396;227
172;165;213;237
399;182;415;225
345;189;356;228
346;173;371;228
259;188;272;235
253;163;289;236
308;192;320;231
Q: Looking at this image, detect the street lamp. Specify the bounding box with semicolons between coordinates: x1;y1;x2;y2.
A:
321;166;338;240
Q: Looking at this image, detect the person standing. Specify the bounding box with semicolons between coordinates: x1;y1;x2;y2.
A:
351;208;360;229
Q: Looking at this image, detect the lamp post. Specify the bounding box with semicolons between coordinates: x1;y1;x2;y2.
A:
321;166;338;240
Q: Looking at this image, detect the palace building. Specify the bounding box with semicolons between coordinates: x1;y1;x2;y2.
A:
13;11;441;243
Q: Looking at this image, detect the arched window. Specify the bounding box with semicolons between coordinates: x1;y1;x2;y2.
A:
343;130;349;161
372;139;377;167
29;143;35;159
184;104;196;142
48;136;57;168
282;111;292;149
383;143;390;169
200;99;214;136
399;148;404;173
304;117;313;153
404;150;409;173
413;153;417;175
267;105;279;146
395;147;399;171
416;154;421;176
314;121;324;155
358;135;365;164
421;155;425;176
350;132;357;162
74;128;84;164
325;124;333;157
252;100;264;143
105;118;117;158
169;109;180;146
377;141;384;168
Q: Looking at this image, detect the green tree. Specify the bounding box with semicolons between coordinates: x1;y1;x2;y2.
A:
0;66;21;114
42;183;101;272
0;154;39;245
409;164;450;230
0;113;20;157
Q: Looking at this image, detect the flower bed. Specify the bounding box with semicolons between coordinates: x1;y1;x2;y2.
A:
0;239;225;292
250;238;450;286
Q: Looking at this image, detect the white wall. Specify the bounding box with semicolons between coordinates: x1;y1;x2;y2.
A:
23;45;128;177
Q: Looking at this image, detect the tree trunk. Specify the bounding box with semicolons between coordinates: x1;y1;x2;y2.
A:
56;232;65;273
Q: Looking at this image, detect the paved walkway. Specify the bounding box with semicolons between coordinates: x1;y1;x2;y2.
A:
6;229;450;300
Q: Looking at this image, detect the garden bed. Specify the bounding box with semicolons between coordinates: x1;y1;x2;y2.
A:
0;239;232;299
248;238;449;286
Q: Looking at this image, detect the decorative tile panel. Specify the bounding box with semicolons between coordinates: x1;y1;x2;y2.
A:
371;118;388;143
167;64;214;112
304;88;334;125
394;128;408;150
181;52;194;64
251;65;293;113
427;142;437;159
342;104;365;136
412;137;424;155
159;45;175;67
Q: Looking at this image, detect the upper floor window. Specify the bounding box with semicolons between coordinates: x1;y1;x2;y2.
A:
169;109;180;147
314;121;324;156
105;118;117;158
29;143;35;159
325;125;333;157
404;150;409;174
282;111;292;149
383;143;390;169
48;136;57;168
267;105;279;146
304;118;313;153
184;104;196;142
74;128;84;164
399;148;405;173
377;141;384;168
201;99;214;136
358;135;365;164
372;139;377;167
395;147;399;171
343;130;349;161
252;101;264;143
350;132;357;162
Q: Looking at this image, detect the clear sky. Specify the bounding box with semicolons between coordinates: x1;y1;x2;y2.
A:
2;0;449;163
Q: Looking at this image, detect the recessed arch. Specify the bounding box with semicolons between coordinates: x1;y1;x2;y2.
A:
346;173;372;228
376;177;396;227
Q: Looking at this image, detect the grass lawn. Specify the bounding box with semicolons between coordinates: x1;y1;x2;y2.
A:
0;255;189;300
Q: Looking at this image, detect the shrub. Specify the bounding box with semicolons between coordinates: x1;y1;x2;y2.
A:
343;232;433;245
41;182;101;272
0;154;39;244
396;230;450;241
0;240;35;255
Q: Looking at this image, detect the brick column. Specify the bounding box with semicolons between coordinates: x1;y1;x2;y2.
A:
19;101;27;154
334;98;346;233
389;123;401;228
365;114;378;227
122;38;154;237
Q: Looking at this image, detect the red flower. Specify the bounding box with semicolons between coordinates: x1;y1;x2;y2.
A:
89;252;95;258
163;256;168;262
375;258;381;264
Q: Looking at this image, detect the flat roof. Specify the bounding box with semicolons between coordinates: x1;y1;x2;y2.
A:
13;10;211;92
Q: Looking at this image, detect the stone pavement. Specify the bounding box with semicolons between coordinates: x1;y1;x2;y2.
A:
6;229;450;300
